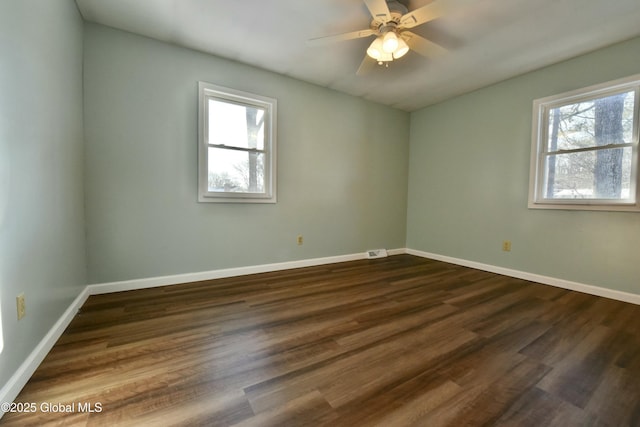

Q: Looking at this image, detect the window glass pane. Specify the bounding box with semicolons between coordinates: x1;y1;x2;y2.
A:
544;147;632;200
547;90;635;152
207;147;265;193
208;99;265;150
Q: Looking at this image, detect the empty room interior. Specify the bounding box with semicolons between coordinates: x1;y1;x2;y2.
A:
2;0;640;425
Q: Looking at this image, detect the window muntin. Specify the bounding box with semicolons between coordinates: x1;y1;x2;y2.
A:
529;75;640;211
198;82;276;203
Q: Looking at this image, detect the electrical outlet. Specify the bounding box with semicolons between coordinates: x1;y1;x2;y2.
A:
502;240;512;252
297;235;303;245
16;293;26;320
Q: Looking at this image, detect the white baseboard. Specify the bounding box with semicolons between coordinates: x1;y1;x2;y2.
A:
86;250;401;295
0;287;89;414
406;248;640;305
386;248;407;256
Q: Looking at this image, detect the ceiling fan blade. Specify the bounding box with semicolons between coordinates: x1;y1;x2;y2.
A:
308;29;375;45
401;31;446;58
399;2;448;28
364;0;392;22
356;55;377;76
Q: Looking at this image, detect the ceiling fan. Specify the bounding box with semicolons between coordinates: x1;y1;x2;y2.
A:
309;0;456;74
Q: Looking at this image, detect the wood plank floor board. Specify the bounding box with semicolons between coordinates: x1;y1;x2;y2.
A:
2;255;639;426
537;324;631;409
492;386;594;427
583;363;640;426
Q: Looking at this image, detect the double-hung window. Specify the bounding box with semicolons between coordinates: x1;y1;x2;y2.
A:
198;82;277;203
528;74;640;211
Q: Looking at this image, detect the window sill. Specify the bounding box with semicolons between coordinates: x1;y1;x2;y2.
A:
198;194;277;204
528;201;640;212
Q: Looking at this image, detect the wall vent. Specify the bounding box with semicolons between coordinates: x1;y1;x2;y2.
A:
366;249;388;259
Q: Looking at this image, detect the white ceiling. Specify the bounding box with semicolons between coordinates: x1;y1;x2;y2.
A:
75;0;640;112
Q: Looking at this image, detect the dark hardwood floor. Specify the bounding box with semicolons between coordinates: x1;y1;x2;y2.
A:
2;255;640;426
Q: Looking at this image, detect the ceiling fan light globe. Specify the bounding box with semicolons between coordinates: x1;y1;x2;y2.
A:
367;37;384;59
382;31;399;53
367;48;381;60
393;39;409;59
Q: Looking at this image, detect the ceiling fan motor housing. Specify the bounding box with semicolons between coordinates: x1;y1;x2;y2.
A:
371;1;407;35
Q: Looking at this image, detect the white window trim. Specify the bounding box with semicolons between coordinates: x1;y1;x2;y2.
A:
198;82;277;203
528;74;640;212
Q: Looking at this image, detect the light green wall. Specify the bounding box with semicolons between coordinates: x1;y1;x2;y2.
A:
0;0;86;388
407;36;640;294
83;24;410;284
